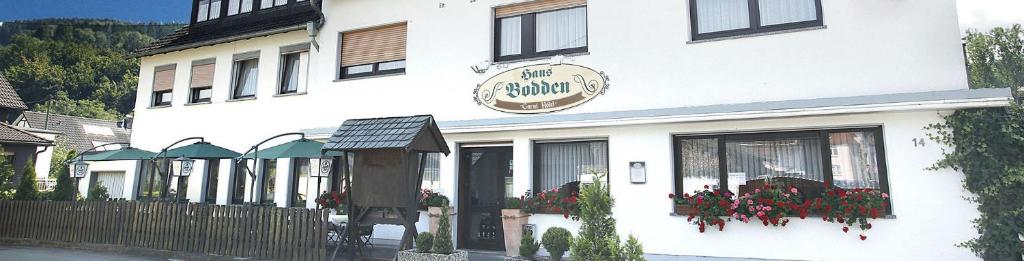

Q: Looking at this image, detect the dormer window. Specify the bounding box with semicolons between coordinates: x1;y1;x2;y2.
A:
197;0;223;22
226;0;254;16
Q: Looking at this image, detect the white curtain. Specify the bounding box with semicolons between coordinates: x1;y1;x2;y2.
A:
275;0;287;6
421;153;441;190
536;7;587;52
241;0;253;13
829;132;880;189
678;138;720;193
281;54;300;93
95;172;126;199
209;0;222;19
197;0;210;21
536;141;608;191
234;59;258;98
293;159;310;207
726;136;823;193
499;16;522;56
227;0;240;15
261;0;273;9
695;0;750;33
759;0;818;26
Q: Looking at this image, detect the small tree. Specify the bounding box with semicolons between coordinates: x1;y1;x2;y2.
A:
13;158;39;200
415;232;433;253
0;146;15;199
50;150;77;201
87;182;110;201
431;205;454;254
541;227;572;260
519;229;540;259
569;173;646;261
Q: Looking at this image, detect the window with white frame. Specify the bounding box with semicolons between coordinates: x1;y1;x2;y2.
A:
231;52;259;99
196;0;223;22
534;140;608;192
278;43;309;94
494;0;588;62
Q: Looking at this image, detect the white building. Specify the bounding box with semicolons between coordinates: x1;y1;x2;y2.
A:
126;0;1012;260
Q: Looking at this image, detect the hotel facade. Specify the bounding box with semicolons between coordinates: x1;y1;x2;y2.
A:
114;0;1013;260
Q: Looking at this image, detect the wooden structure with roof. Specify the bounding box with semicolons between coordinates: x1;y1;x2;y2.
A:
321;115;450;257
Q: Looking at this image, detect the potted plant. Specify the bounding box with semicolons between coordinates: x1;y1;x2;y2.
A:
541;227;572;261
501;196;531;257
815;186;889;240
506;228;540;261
398;205;468;260
421;189;450;234
316;191;348;224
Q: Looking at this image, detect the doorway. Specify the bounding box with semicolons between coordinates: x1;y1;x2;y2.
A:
457;146;513;251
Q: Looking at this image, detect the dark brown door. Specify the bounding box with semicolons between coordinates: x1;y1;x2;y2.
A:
458;146;513;251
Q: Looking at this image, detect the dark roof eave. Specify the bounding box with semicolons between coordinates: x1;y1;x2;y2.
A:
131;24;308;58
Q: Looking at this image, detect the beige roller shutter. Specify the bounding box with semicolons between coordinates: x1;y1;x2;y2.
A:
340;22;407;67
152;65;176;92
190;62;215;88
495;0;586;18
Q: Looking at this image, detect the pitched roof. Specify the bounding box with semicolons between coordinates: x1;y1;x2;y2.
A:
133;7;318;57
17;111;131;153
0;74;28;110
323;115;450;155
0;122;51;145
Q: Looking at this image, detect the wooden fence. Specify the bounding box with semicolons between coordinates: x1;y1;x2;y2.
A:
0;200;328;260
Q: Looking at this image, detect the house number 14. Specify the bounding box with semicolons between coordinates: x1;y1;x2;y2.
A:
912;138;926;147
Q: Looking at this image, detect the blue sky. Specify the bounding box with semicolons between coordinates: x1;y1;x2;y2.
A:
0;0;191;23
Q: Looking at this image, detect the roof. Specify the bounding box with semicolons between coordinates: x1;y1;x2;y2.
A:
133;7;317;57
16;111;131;153
81;147;156;161
0;74;27;110
436;88;1014;131
242;138;341;159
322;115;451;155
0;122;52;146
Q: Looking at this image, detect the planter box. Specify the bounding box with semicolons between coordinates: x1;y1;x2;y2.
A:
501;209;530;257
674;204;696;215
428;207;443;234
397;250;469;261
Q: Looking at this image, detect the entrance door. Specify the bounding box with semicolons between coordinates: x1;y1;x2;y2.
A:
458;146;513;251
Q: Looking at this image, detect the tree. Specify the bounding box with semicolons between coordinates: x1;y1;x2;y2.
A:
939;24;1024;260
569;174;645;261
0;146;15;200
33;91;120;121
50;149;77;201
13;158;38;200
431;205;454;254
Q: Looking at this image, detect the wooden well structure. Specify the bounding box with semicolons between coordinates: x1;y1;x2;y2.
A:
321;115;450;258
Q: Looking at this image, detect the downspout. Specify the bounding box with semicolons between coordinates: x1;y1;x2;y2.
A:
305;0;326;92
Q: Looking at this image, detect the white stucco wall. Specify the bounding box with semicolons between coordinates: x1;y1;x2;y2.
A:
78;160;140;199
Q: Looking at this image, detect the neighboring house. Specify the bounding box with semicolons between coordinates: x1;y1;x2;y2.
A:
126;0;1012;260
14;111;132;193
0;74;27;124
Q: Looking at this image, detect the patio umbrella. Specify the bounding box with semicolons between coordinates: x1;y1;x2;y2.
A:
81;147;156;161
242;139;342;159
161;141;241;159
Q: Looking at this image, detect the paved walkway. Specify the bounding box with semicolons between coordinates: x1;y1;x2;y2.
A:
0;245;162;261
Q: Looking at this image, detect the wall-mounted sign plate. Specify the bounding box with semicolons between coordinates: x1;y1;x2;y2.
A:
474;63;609;114
630;161;646;184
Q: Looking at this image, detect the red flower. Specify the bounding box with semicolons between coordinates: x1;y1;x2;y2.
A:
704;185;710;189
842;227;849;233
668;193;675;199
698;221;706;233
869;208;880;219
563;212;569;219
860;235;867;240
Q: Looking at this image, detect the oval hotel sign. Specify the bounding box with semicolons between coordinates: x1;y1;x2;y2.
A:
474;63;609;114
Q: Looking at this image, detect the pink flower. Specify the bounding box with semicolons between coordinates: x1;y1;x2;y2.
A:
756;211;765;217
755;189;761;193
747;200;753;205
748;206;755;212
764;206;772;211
790;187;799;193
732;213;740;218
881;193;889;198
756;205;763;211
744;193;751;197
783;193;790;198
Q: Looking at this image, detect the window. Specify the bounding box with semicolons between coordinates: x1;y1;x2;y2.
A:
534;140;608;192
421;153;441;190
196;0;223;22
494;0;588;62
292;158;310;207
339;23;407;79
152;64;175;107
689;0;822;40
261;0;287;9
189;59;215;103
138;161;167;200
206;159;220;204
278;43;309;94
231;160;248;204
261;159;277;205
226;0;253;16
231;52;259;99
673;127;888;205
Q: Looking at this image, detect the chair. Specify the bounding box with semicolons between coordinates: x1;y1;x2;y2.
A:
357;225;374;250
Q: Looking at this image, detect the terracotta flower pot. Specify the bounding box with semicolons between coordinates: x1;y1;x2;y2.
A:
428;206;444;234
501;209;530;257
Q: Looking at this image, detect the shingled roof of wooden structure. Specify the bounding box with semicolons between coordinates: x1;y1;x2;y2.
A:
321;115;450;155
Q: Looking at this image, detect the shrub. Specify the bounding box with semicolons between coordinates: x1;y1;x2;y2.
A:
0;146;15;199
87;183;110;201
50;150;77;201
569;173;646;261
541;227;572;260
505;197;524;209
13;158;38;200
431;205;454;254
420;189;450;208
519;228;540;259
415;232;433;253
